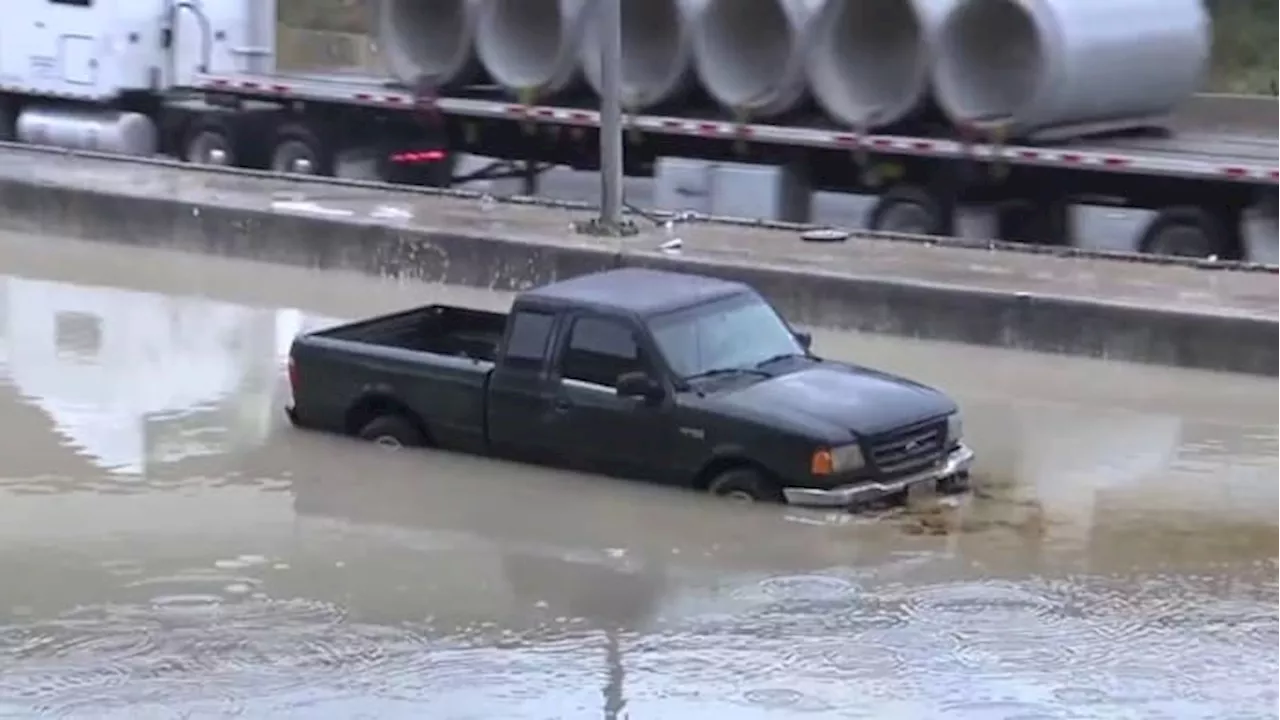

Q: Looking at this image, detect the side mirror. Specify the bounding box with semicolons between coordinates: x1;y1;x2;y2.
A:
794;331;813;351
616;371;664;401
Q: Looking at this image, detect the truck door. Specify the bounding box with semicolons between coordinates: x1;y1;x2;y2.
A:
486;307;562;462
547;315;672;480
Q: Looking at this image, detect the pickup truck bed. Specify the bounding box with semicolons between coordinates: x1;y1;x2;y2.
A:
289;304;505;451
314;305;506;362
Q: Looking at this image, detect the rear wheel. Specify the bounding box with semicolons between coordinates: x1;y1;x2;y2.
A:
867;185;948;235
269;122;335;176
357;415;427;449
707;467;783;504
1139;206;1233;259
183;121;238;166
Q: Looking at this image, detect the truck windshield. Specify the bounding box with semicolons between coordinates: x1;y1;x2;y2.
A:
649;292;804;379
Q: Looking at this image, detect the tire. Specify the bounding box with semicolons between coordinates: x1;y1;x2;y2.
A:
867;185;948;236
183;122;238;166
357;415;427;449
1139;206;1233;259
269;123;335;176
707;466;783;504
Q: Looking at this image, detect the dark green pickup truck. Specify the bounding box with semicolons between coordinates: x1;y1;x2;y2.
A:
286;268;973;507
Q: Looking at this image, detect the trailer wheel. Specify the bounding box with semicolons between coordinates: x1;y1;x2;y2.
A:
867;185;947;236
269;123;334;176
1139;206;1233;259
183;121;238;166
357;415;427;449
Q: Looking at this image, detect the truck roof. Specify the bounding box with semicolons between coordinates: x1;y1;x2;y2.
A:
524;268;748;317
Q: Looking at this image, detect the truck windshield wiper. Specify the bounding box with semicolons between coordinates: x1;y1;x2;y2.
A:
684;366;771;382
755;352;807;368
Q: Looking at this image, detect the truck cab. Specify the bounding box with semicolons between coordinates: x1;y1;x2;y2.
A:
288;268;973;508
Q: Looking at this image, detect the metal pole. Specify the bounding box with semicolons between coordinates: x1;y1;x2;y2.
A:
597;0;625;231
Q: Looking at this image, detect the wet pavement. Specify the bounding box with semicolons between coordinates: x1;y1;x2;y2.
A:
0;229;1276;719
1;144;1276;322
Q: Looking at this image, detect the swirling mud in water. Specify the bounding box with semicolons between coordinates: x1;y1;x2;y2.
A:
0;235;1276;718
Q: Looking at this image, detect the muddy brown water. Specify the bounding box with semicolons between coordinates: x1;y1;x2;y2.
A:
0;231;1276;719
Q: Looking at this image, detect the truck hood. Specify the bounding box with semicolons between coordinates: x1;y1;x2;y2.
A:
711;364;955;439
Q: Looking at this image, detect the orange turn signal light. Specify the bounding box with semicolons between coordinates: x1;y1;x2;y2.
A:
811;448;834;476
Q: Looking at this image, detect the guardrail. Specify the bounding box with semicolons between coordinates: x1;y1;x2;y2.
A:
1;139;1275;274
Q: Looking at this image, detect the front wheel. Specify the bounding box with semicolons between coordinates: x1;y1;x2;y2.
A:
357;415;427;449
707;467;783;504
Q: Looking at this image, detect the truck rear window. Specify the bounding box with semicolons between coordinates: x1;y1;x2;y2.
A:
504;310;555;367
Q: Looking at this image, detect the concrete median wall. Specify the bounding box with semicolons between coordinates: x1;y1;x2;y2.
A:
0;176;1274;376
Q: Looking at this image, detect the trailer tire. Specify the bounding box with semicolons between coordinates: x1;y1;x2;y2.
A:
183;120;239;167
269;123;334;176
867;185;947;236
357;415;427;450
1139;206;1233;259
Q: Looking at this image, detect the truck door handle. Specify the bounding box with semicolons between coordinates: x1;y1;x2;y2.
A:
553;399;572;412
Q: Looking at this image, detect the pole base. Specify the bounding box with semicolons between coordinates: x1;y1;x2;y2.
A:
575;216;639;237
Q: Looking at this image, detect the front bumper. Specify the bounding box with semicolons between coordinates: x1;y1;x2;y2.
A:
782;444;975;508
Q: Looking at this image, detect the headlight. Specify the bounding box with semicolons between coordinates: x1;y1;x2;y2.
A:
946;413;963;445
811;443;865;475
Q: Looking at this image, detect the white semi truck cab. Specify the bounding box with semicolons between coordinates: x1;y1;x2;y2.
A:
0;0;453;184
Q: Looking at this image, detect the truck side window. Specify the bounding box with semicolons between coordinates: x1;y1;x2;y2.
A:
504;310;555;370
560;317;643;388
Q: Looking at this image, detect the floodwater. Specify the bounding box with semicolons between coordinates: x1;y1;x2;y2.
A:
0;230;1276;720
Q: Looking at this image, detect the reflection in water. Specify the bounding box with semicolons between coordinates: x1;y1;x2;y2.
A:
0;257;1275;719
0;277;333;480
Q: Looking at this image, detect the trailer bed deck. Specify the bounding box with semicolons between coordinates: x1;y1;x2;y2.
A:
191;71;1279;184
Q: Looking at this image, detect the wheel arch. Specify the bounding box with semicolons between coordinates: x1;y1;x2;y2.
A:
343;392;432;444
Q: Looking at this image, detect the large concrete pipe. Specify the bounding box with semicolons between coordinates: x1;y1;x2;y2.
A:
377;0;484;88
475;0;589;97
578;0;698;110
690;0;823;118
806;0;954;128
930;0;1210;139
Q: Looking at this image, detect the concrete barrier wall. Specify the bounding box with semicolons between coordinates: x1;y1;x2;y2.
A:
0;177;1274;376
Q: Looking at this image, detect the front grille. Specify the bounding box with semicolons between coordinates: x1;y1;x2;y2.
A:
868;419;946;477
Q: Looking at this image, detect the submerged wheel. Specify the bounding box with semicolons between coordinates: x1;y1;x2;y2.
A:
707;467;783;504
867;185;948;235
357;415;427;449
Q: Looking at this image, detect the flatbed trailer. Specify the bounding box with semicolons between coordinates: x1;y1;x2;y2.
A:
0;0;1275;261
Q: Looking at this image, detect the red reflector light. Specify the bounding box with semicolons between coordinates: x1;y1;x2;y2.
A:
390;150;448;164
